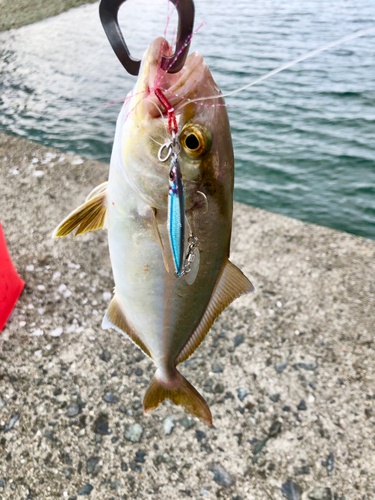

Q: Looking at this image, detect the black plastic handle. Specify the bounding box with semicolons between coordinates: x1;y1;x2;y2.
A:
99;0;195;76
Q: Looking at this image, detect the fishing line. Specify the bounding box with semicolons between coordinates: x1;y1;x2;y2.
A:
185;27;375;105
143;97;170;137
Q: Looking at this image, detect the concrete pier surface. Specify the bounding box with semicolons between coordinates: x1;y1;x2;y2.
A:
0;0;98;32
1;132;374;499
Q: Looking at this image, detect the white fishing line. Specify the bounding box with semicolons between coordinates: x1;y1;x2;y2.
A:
189;27;375;104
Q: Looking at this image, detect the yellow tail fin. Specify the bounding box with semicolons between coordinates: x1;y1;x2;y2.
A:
143;369;212;426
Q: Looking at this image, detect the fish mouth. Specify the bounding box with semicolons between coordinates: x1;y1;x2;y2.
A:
132;37;206;122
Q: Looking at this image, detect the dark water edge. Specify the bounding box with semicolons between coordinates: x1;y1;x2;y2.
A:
1;0;375;240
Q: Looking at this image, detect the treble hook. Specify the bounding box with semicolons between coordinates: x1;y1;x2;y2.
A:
99;0;195;76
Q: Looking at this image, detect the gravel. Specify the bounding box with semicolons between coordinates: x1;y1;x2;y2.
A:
67;402;81;417
308;487;332;500
208;463;234;487
163;416;175;435
1;133;375;499
281;480;302;500
124;424;143;443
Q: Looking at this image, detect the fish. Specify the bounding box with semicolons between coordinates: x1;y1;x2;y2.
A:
53;37;254;426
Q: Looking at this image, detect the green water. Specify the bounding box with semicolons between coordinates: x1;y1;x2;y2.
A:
1;0;375;239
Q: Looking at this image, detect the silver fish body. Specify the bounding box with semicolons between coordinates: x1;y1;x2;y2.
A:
54;38;254;425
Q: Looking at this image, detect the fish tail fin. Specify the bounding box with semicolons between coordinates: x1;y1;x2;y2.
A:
143;369;212;426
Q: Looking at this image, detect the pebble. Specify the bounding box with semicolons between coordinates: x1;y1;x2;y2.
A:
33;170;45;177
30;328;44;336
99;350;111;362
234;333;244;347
179;417;195;429
208;463;233;487
78;484;94;496
0;479;5;488
110;480;120;490
103;392;119;404
163;416;175;435
298;362;318;371
72;158;84;165
135;450;147;463
253;437;268;455
281;480;302;500
275;361;287;373
125;423;143;443
213;382;224;394
196;430;206;442
212;363;223;373
93;413;110;435
0;395;6;409
121;462;128;471
203;379;214;392
5;414;20;432
308;488;332;500
237;387;248;401
269;393;280;403
103;291;112;301
50;326;63;337
295;465;310;475
327;453;334;475
297;400;307;411
268;420;282;437
67;403;81;418
86;457;99;475
154;452;174;466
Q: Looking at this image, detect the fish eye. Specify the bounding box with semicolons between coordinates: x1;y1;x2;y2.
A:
180;124;211;158
169;170;174;180
185;134;200;151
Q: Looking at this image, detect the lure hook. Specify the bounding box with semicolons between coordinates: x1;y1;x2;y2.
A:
196;191;208;214
99;0;195;76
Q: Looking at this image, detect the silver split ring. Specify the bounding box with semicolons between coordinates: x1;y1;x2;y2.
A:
158;142;173;163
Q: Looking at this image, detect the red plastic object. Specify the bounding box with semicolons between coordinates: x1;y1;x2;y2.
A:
0;222;24;332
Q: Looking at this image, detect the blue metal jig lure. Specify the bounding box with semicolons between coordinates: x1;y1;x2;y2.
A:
168;155;185;276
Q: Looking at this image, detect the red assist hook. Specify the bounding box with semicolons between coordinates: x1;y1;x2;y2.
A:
154;88;178;135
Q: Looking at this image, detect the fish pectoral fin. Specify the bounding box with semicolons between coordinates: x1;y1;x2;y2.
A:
143;369;212;426
85;181;108;202
52;189;107;238
102;295;152;359
176;259;255;364
152;208;170;273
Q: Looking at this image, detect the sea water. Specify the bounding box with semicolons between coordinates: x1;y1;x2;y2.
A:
0;0;374;239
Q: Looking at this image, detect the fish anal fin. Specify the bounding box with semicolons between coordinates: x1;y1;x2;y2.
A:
102;296;152;359
176;260;255;364
143;369;212;426
52;190;107;238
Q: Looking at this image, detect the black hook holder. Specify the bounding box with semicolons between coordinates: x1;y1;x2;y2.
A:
99;0;195;76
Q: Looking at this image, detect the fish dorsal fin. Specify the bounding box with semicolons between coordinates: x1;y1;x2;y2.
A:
102;295;152;359
176;260;255;364
52;189;107;238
